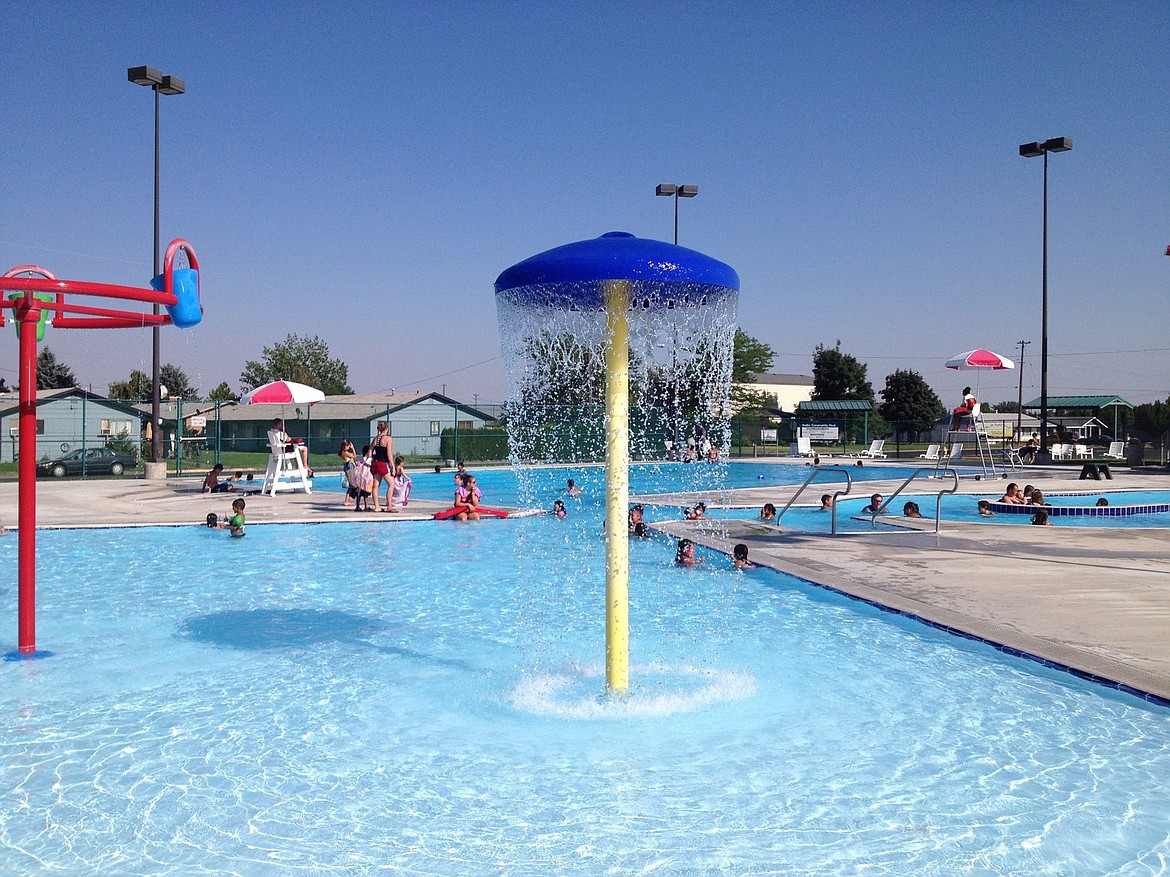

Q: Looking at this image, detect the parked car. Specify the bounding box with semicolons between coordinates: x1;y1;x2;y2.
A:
1080;434;1114;448
36;446;138;477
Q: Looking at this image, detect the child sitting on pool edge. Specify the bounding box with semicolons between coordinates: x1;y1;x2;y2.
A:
202;463;234;494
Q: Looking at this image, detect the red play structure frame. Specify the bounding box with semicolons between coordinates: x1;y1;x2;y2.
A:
2;238;201;657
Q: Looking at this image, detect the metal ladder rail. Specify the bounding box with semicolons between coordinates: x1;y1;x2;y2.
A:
868;466;960;534
776;466;854;534
932;469;962;540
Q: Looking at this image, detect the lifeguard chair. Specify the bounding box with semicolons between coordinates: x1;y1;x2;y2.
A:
947;403;1001;478
262;430;312;495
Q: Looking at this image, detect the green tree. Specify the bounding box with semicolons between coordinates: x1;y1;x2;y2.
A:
1133;396;1170;441
160;364;197;400
241;334;353;395
108;370;150;400
36;347;77;389
989;400;1019;414
731;329;775;411
109;364;196;400
208;381;239;402
879;369;944;440
732;329;774;382
811;341;873;401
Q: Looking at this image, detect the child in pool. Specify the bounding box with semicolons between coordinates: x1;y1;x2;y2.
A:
732;543;756;569
217;498;246;537
675;537;704;567
628;504;644;532
553;499;567;518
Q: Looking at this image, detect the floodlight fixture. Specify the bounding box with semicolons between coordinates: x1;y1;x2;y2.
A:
655;182;699;244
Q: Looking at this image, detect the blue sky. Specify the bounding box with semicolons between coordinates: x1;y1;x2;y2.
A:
2;2;1167;408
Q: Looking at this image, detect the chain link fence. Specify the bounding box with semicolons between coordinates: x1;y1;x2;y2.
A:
7;398;1165;478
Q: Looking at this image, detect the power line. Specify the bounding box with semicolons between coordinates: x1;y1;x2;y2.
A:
0;239;145;268
397;355;501;388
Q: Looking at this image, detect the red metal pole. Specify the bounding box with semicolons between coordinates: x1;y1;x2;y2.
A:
15;297;40;653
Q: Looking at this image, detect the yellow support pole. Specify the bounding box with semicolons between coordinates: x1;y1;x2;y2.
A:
603;279;630;692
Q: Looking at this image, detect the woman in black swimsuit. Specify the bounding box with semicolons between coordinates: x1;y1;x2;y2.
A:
370;420;393;512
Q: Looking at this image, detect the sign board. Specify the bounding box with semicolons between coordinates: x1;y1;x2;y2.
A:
189;416;207;428
801;422;840;441
761;428;778;443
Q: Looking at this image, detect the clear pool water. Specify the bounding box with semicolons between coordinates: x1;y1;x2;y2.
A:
3;464;1170;875
390;459;915;508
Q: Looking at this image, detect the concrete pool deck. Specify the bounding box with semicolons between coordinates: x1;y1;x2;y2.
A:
0;475;539;529
3;463;1170;702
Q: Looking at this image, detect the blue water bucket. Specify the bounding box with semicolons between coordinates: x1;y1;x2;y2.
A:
150;268;201;328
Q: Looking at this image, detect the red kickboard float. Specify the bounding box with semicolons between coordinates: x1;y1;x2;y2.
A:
433;506;510;520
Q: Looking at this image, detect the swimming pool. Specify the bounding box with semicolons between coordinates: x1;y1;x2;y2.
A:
3;465;1170;874
940;490;1170;528
699;476;1170;531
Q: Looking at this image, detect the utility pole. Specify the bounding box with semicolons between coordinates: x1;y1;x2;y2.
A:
1016;339;1031;442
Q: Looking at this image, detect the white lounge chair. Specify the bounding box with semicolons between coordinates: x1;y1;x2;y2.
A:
1049;443;1067;461
1074;443;1093;459
942;443;963;465
1103;441;1126;460
789;436;814;457
859;439;886;459
262;428;312;495
918;444;941;461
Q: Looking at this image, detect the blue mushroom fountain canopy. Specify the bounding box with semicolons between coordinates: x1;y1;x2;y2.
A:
494;233;742;466
495;231;739;308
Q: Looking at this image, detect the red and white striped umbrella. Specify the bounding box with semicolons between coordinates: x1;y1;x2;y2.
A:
240;380;325;405
944;349;1015;370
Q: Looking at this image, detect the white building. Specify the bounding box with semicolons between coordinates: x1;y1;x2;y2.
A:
734;373;814;413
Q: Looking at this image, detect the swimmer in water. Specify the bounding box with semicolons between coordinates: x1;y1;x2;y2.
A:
732;543;756;569
675;537;704;567
628;504;644;532
217;498;246;537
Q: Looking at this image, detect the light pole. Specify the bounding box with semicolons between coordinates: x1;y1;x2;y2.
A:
128;65;185;473
1015;339;1030;441
1018;136;1071;462
655;183;698;245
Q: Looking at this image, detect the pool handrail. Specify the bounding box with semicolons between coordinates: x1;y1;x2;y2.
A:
776;465;854;535
870;466;960;535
